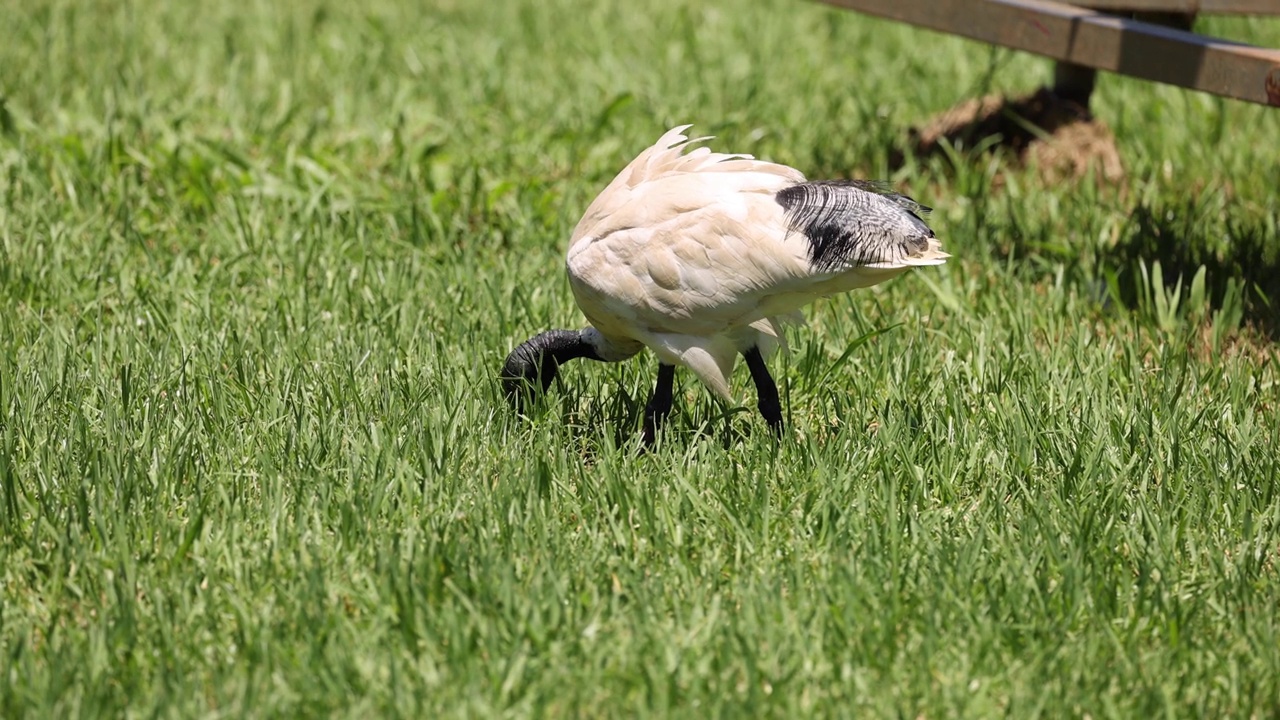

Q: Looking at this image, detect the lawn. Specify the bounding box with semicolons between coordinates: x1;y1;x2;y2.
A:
2;0;1279;716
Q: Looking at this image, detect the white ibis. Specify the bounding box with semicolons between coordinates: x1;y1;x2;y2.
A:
501;125;948;445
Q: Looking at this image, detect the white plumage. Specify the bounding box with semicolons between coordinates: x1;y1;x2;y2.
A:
502;124;949;444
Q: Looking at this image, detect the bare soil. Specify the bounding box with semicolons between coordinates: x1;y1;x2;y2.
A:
909;87;1125;184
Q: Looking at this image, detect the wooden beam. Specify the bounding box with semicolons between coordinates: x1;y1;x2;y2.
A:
814;0;1280;106
1078;0;1280;13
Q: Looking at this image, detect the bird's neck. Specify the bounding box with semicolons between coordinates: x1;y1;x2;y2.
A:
535;329;604;365
500;329;603;404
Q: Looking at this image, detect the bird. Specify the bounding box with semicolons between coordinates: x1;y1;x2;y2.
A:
501;124;948;445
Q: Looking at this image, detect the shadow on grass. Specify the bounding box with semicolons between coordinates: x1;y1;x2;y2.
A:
1104;194;1280;341
888;87;1124;184
511;377;772;455
893;91;1278;342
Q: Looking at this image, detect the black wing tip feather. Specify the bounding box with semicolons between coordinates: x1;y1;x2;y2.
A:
808;179;932;216
775;180;936;272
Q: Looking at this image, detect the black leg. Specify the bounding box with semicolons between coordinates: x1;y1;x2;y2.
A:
642;363;676;446
743;346;783;436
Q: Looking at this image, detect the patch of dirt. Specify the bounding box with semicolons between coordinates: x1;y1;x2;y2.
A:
907;87;1124;184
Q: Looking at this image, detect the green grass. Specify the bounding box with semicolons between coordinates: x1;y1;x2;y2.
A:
3;0;1280;716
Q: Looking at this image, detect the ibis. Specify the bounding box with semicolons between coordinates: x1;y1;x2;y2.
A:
501;125;948;445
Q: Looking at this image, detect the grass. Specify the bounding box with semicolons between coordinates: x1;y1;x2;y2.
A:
2;0;1279;716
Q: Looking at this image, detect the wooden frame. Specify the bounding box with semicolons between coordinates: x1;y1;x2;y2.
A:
1078;1;1279;13
814;0;1280;106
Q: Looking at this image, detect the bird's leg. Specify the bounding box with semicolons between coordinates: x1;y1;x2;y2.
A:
743;346;784;436
642;363;676;447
